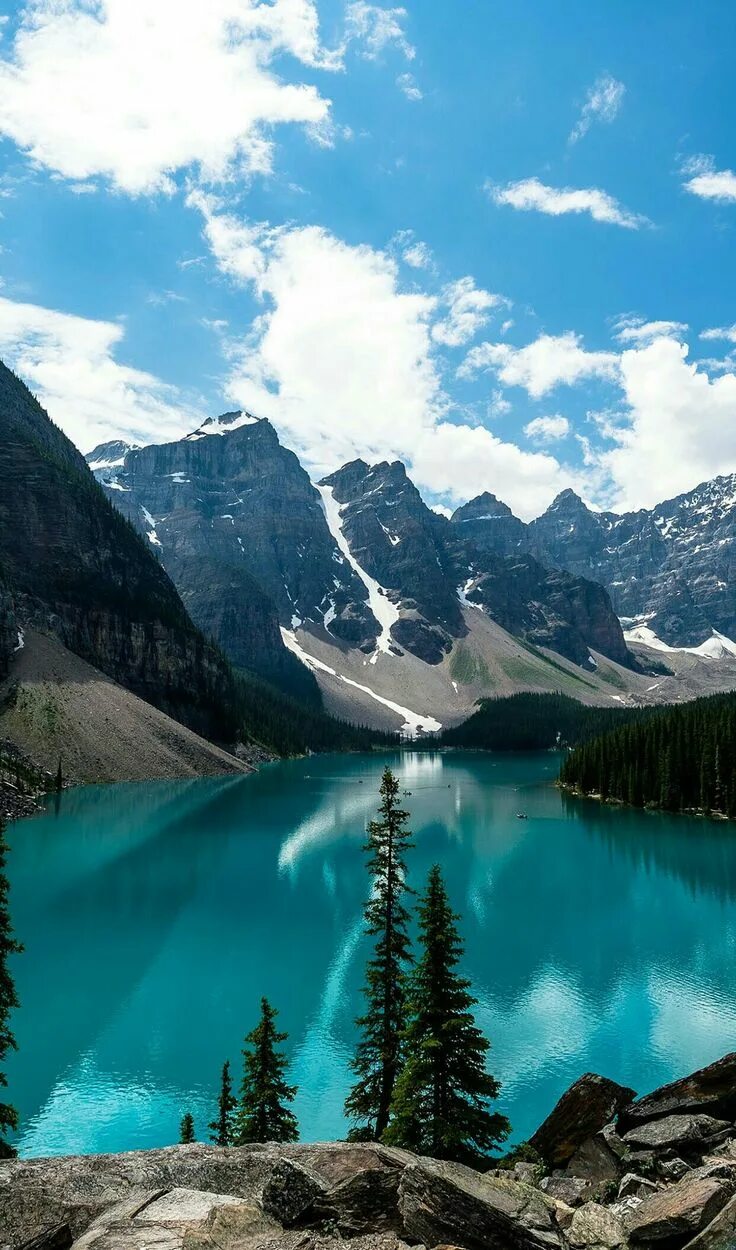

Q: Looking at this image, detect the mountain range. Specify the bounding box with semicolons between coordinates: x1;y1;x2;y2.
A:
85;410;736;734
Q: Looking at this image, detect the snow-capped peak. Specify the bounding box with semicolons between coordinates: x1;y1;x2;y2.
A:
185;411;261;440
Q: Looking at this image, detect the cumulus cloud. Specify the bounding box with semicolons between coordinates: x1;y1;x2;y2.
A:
460;332;619;398
569;74;625;144
487;177;647;229
524;415;570;443
0;295;199;448
431;277;505;348
682;155;736;204
0;0;340;194
613;315;688;345
190;196;576;517
601;339;736;510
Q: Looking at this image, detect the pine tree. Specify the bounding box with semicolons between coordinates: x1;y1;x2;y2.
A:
384;865;510;1166
179;1111;195;1143
345;767;414;1140
0;820;22;1159
209;1059;237;1146
235;998;298;1144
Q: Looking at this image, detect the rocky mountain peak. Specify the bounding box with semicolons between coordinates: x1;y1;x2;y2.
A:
185;410;265;440
452;491;517;523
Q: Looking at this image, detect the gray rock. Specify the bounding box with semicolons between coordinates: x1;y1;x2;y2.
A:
657;1159;692;1183
398;1157;563;1250
620;1053;736;1132
260;1159;326;1227
680;1193;736;1250
623;1116;732;1154
0;1143;407;1250
566;1135;623;1185
618;1174;660;1200
540;1177;592;1207
626;1174;735;1243
530;1075;636;1169
568;1202;627;1248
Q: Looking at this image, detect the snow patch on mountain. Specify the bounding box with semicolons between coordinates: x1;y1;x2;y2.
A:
280;628;441;736
624;622;736;659
317;484;400;664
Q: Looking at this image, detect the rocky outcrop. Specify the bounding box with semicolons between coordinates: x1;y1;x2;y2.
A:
0;363;240;743
530;1074;636;1168
9;1055;736;1250
620;1055;736;1133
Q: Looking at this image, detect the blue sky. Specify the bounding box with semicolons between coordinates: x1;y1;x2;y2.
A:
0;0;735;518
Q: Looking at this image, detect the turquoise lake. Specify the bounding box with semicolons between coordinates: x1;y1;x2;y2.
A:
6;749;736;1158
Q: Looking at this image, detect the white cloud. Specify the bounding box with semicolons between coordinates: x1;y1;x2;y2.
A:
0;0;338;194
431;277;505;348
191;197;576;518
396;72;422;101
402;240;433;269
682;155;736;204
524;415;570;442
0;295;199;449
600;339;736;510
569;74;625;144
701;324;736;344
487;177;647;229
460;332;619;398
344;3;414;60
613;315;688;345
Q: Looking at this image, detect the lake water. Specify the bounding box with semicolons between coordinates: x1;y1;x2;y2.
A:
6;749;736;1158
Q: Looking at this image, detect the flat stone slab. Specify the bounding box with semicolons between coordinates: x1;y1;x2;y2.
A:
623;1116;732;1154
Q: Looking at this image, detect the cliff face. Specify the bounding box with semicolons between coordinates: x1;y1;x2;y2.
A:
0;363;239;741
455;477;736;649
93;414;373;692
321;459;467;664
463;553;633;669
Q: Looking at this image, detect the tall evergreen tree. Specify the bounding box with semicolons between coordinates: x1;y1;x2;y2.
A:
235;998;298;1144
0;819;21;1159
179;1111;195;1143
209;1059;237;1146
345;767;414;1140
384;865;510;1166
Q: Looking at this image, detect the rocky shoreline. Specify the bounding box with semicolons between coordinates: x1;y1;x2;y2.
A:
4;1053;736;1250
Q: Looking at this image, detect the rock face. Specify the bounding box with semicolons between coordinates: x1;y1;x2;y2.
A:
530;1074;636;1168
320;460;467;664
453;476;736;649
0;362;239;742
463;554;633;669
86;414;372;696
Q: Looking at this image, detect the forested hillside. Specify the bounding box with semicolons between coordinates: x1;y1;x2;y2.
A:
439;692;649;752
559;692;736;817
